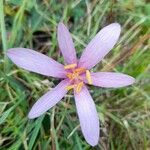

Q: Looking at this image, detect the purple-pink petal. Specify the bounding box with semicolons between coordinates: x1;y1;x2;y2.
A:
7;48;67;78
84;72;135;88
28;79;69;119
78;23;121;69
57;22;77;64
74;86;99;146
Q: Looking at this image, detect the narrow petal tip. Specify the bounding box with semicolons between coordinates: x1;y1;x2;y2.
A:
115;23;121;32
128;76;136;85
107;22;121;35
112;22;121;28
90;141;99;147
6;48;15;57
6;48;20;61
28;112;35;119
86;135;99;147
122;74;135;86
28;111;38;119
58;22;65;27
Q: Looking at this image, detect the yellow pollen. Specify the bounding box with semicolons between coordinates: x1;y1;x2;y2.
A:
65;82;84;93
66;72;79;81
66;73;73;79
64;63;77;70
65;67;86;93
65;84;76;91
66;67;86;81
76;82;84;93
74;68;86;74
86;70;92;85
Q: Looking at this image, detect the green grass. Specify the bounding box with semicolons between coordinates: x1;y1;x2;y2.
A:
0;0;150;149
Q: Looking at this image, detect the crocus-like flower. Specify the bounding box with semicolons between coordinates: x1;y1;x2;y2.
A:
7;22;135;146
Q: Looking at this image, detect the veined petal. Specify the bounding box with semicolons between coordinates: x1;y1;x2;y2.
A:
74;86;99;146
7;48;66;78
28;79;69;119
57;22;77;64
84;72;135;88
78;23;121;69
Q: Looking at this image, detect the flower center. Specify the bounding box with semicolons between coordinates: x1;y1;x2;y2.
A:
64;63;92;93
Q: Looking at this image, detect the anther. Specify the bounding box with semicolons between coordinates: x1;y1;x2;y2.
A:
65;84;76;91
74;68;86;74
64;63;77;70
76;82;84;93
86;70;92;85
66;73;73;79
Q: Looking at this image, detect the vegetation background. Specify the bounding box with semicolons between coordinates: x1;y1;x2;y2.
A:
0;0;150;149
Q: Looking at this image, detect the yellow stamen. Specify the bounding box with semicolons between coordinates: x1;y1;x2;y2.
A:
66;67;86;80
65;66;86;93
65;84;76;91
74;68;86;74
76;82;84;93
66;73;73;79
86;70;92;85
64;63;77;70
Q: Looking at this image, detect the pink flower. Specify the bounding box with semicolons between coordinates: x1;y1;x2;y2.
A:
7;22;135;146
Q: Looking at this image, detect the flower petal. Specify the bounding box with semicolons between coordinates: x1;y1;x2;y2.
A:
57;22;77;64
84;72;135;88
78;23;121;69
74;86;99;146
28;79;69;119
7;48;67;78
